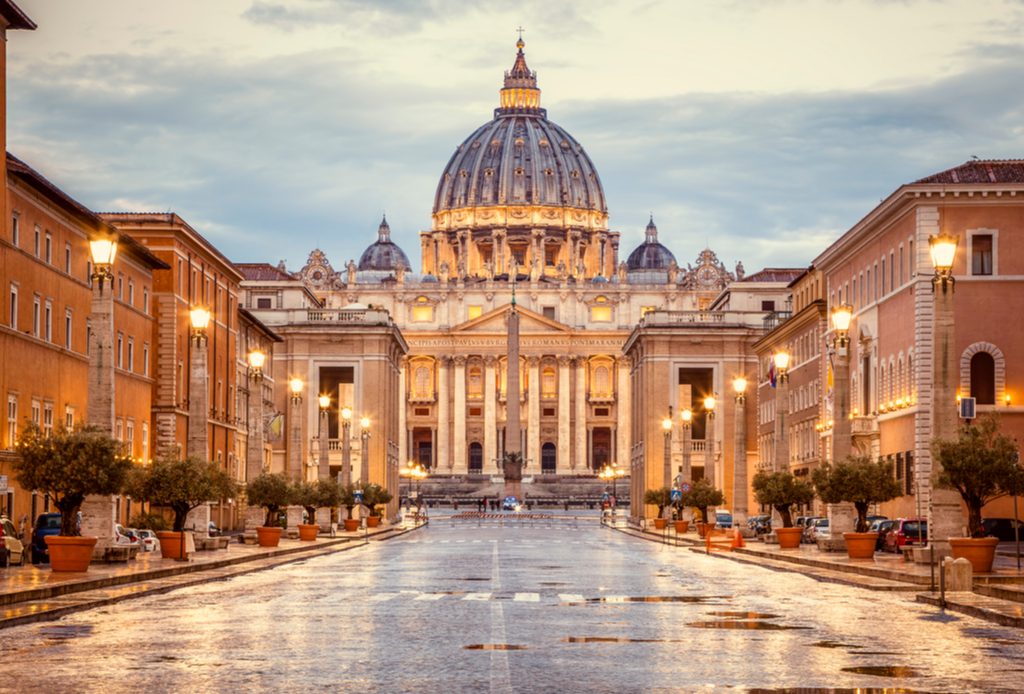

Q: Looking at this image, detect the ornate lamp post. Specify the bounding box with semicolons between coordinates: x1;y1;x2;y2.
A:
359;415;372;484
399;461;428;517
928;231;962;547
703;394;717;485
340;406;353;487
317;394;331;481
87;233;118;433
662;409;673;490
679;408;693;485
288;378;303;481
187;307;211;460
828;303;857;540
732;377;748;527
245;349;266;482
599;463;627;520
772;351;790;472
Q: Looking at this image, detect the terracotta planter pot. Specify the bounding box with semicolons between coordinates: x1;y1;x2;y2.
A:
674;520;690;534
949;537;999;574
653;518;667;530
776;527;803;549
256;526;283;547
343;518;361;532
843;532;878;559
697;521;717;538
45;536;97;572
156;531;187;560
298;524;319;541
367;516;381;528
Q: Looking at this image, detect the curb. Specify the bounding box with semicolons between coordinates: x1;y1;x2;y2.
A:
916;593;1024;629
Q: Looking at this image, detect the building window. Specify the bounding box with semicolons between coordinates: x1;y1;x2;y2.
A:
32;295;40;337
542;366;557;398
31;399;40;426
11;214;18;246
44;301;52;342
6;395;16;448
128;280;135;306
33;225;40;257
971;234;993;276
9;284;17;330
143;343;150;376
411;297;434;322
45;232;52;264
143;288;150;314
65;310;72;350
115;419;123;441
65;406;74;429
256;297;272;309
542;306;556;320
126;420;135;456
43;403;53;436
117;333;124;369
141;422;149;463
590;305;612;322
761;300;776;311
65;243;72;274
467;305;482;321
117;274;124;300
127;338;135;372
970;351;996;405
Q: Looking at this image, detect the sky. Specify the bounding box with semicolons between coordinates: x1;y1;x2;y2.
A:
7;0;1024;274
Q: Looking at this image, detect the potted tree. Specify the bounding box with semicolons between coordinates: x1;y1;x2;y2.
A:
13;424;132;572
682;479;726;538
361;482;394;527
292;479;340;540
812;455;901;559
752;471;815;549
125;456;238;560
340;484;360;532
671;495;689;534
246;473;292;547
933;415;1021;573
643;487;672;529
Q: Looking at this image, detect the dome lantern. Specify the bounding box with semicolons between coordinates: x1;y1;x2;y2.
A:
498;37;544;117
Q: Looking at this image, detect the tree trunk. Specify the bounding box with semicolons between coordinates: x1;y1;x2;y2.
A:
777;504;793;528
854;501;869;533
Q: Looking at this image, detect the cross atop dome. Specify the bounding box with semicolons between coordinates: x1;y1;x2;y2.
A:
498;34;544;116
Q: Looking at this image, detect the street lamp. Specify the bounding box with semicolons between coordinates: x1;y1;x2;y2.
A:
680;408;693;484
87;232;119;432
187;307;211;461
828;303;857;540
703;394;717;489
246;349;266;483
599;463;627;519
317;394;331;481
773;350;790;473
732;377;748;527
340;406;353;488
399;461;428;517
929;232;958;294
359;416;372;484
662;408;674;489
288;378;303;481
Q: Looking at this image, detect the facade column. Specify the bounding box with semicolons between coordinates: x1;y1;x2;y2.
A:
484;356;498;473
733;390;748;527
453;356;467;473
187;334;209;460
773;377;789;472
246;376;265;482
574;357;587;470
615;357;631;467
930;263;963;546
437;356;450;471
397;357;408;467
289;391;303;481
829;338;856;537
527;356;540;473
557;355;572;473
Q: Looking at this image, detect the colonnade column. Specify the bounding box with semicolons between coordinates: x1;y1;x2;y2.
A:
397;358;407;468
453;356;467;473
527;357;540;473
437;356;450;471
557;355;571;473
574;357;587;471
484;356;498;473
616;356;631;467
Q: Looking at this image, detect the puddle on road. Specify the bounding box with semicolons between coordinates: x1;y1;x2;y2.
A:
39;624;94;641
539;582;569;586
841;665;921;678
464;644;527;651
687;621;810;631
458;577;491;582
587;595;732;604
750;689;922;693
706;611;780;620
562;636;665;644
811;640;863;650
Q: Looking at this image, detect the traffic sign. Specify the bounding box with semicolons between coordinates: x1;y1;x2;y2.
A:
670;489;682;502
680;482;692;493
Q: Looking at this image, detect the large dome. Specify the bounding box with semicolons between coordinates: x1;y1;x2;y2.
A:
626;216;676;271
358;216;410;272
432;39;607;220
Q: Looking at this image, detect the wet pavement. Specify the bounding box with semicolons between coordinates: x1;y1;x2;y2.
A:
2;512;1024;692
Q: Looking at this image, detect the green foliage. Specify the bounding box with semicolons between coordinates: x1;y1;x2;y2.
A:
360;482;393;517
339;483;358;512
14;424;133;536
129;512;169;532
752;471;815;528
681;479;726;524
643;487;673;516
291;479;342;522
246;473;293;527
125;456;238;532
934;414;1022;537
812;455;902;532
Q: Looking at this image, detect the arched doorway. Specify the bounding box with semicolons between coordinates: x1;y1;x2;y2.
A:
541;442;556;473
592;428;611;470
469;442;483;473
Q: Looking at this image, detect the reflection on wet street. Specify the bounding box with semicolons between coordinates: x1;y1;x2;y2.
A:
2;513;1024;692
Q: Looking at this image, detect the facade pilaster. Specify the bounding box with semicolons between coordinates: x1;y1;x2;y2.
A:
527;356;540;472
575;357;587;470
484;356;498;473
616;356;631;467
437;356;450;470
453;356;467;473
557;355;572;473
397;357;407;467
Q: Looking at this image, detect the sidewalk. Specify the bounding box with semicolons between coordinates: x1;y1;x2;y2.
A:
0;521;424;629
608;520;1024;628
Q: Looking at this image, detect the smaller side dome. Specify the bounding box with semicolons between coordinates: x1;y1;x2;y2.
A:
357;215;411;272
626;215;676;270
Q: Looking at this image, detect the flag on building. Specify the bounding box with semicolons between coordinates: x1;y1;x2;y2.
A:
768;359;777;388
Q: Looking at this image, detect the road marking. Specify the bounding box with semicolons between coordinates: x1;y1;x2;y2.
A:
513;593;540;602
414;593;447;601
464;592;492;601
369;593;398;602
558;593;585;603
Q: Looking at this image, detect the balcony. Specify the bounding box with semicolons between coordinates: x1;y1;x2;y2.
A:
762;310;793;331
641;310;770;329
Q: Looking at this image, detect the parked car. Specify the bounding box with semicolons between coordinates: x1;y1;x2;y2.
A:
208;521;220;537
869;519;897;551
748;515;771;536
31;512;62;564
502;496;520;511
0;516;26;567
806;517;830;543
113;523;139;546
801;517;824;543
884;518;928;552
715;510;733;529
981;518;1023;542
135;529;159;552
795;516;814;531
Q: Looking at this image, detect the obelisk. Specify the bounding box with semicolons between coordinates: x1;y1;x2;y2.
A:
504;265;524;500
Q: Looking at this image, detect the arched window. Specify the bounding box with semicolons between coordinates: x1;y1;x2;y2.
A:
468;442;483;472
594;365;611;398
542;366;556;398
971;352;996;405
467;366;483;399
413;366;432;400
541;442;556;473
